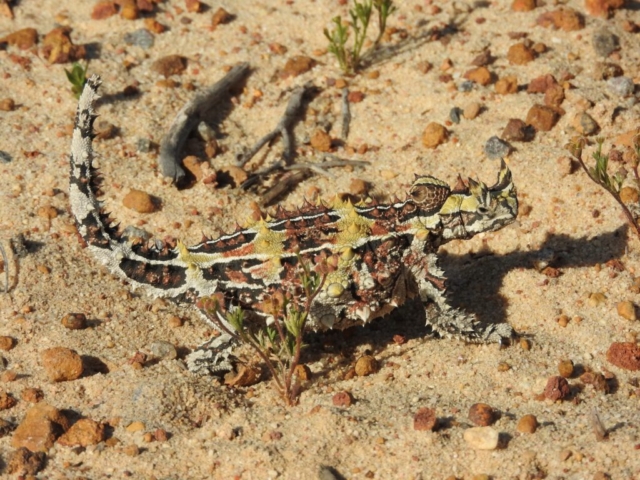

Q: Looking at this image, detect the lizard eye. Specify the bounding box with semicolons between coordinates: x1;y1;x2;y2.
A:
477;206;490;215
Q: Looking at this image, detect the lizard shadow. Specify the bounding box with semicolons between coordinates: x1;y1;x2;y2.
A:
304;226;628;366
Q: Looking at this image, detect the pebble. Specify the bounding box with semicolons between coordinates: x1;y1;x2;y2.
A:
616;301;636;321
588;292;606;307
606;342;640;370
537;8;585;31
468;403;495;426
91;1;117;20
0;336;14;351
620;186;639;204
463;102;481;120
422;122;449;149
150;340;177;360
463;66;492;86
495;76;518;95
457;80;474;92
0;151;11;163
463;426;499;450
310;129;332;152
7;447;46;475
11;402;70;452
123;28;154;49
558;359;574;378
586;0;624;17
212;7;232;28
185;0;203;13
40;347;84;382
182;156;205;182
526;104;559;131
1;27;38;49
41;27;86;64
332;391;353;407
122;189;159;214
281;55;316;78
136;137;152;153
413;407;437;431
94;120;117;140
449;107;462;124
126;421;145;432
527;74;558;94
573;112;599;135
607;76;634;97
592;29;619;57
349;178;368;196
507;42;535;65
57;418;105;447
484;136;510;159
0;98;15;111
61;313;87;330
502;118;529;142
512;0;537;11
544;84;565;107
21;388;44;403
581;371;610;393
294;364;311;381
151;55;187;77
122;226;152;241
516;414;538;433
544;375;570;400
594;62;623;80
355;355;378;376
0;391;16;410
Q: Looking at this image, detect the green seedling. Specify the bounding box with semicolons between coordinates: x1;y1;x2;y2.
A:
65;62;89;98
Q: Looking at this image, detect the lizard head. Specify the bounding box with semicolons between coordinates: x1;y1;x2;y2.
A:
438;160;518;241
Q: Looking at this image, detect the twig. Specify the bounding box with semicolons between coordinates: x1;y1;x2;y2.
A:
159;63;251;183
259;171;309;207
0;242;8;294
341;87;351;140
590;408;607;441
235;84;311;168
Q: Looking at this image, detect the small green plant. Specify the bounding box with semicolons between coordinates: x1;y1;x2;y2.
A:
324;0;396;74
569;137;640;238
65;62;89;98
198;256;327;406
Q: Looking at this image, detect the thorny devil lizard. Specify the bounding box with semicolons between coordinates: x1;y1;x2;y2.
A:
69;75;519;376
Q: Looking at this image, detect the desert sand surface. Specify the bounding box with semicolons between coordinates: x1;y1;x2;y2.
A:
0;0;640;478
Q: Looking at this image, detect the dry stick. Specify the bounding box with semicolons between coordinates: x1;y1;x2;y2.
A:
159;62;251;183
341;87;351;140
0;242;8;293
235;84;310;168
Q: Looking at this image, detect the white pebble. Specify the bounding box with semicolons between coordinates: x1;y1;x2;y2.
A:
463;426;499;450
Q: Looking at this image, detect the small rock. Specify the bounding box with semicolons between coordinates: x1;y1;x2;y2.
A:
349;178;368;196
41;347;84;382
484;136;510;159
516;414;538;433
0;391;16;410
151;55;187;77
281;55;315;78
620;186;639;204
123;29;155;50
495;76;518;95
471;50;493;67
544;375;570;401
468;403;495;426
21;388;44;403
463;102;481;120
37;205;58;219
512;0;536;11
592;29;619;57
594;62;623;80
91;0;118;19
607;342;640;370
182;156;205;182
136;137;152;153
413;407;437;431
588;292;606;307
0;97;14;111
347;91;365;103
150;340;177;360
458;80;474;92
507;42;535;65
57;418;105;447
126;421;145;433
119;0;139;19
355;355;378;376
422;122;448;149
463;426;499;450
41;27;86;64
293;364;311;381
537;8;584;31
449;107;462;124
122;444;140;456
558;359;574;378
7;447;46;475
528;74;558;94
310;129;332;152
224;364;261;387
94;120;117;140
526;104;559;132
144;18;167;34
0;336;15;351
607;77;635;97
585;0;624;17
502;118;530;142
581;371;610;393
463;66;492;86
12;402;70;452
573;112;599;135
185;0;204;13
211;7;232;28
544;84;564;107
219;165;248;187
122;189;159;214
332;391;353;407
1;27;38;49
61;313;87;330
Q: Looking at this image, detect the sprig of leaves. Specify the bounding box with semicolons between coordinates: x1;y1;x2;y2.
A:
65;62;89;99
324;0;396;74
